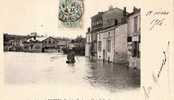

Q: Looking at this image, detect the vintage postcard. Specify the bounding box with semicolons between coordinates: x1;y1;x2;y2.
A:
0;0;174;100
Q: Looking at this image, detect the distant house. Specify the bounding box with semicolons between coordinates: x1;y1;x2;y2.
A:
4;33;71;53
67;36;86;55
42;37;58;52
24;37;43;52
29;41;42;52
3;34;29;51
68;42;77;49
23;41;31;52
56;38;70;53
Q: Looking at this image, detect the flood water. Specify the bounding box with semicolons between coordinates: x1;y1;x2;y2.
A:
4;52;140;93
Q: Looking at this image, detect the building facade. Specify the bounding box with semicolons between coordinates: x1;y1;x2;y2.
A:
85;28;92;57
86;7;141;67
97;24;128;63
42;37;58;52
90;12;104;59
57;39;69;53
127;7;141;69
92;7;128;63
3;34;29;51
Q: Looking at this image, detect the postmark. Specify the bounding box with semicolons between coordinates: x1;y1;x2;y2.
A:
58;0;84;28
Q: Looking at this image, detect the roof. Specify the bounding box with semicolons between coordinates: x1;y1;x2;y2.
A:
42;36;58;42
36;37;48;41
91;7;129;19
54;37;71;41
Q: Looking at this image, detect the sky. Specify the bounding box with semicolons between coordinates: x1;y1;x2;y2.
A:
0;0;141;38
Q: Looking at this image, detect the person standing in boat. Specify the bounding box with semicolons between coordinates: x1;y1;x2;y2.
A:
66;49;76;63
71;50;75;63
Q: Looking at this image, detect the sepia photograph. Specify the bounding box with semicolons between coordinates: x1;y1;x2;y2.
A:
3;3;140;93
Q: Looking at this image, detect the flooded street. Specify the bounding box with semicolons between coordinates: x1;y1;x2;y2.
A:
4;52;140;93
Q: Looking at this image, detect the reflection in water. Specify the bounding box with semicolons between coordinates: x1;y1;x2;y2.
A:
84;59;140;92
4;52;140;92
67;63;76;73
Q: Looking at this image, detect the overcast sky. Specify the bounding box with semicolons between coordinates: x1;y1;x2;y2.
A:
0;0;141;38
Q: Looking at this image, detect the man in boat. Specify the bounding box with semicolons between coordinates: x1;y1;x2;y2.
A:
66;49;76;63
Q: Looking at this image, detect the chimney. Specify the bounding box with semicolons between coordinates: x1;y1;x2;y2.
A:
98;12;103;15
133;6;138;12
122;7;127;23
123;7;127;16
109;5;113;10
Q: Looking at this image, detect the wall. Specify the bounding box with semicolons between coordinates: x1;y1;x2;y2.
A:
102;8;124;28
97;31;103;60
85;33;91;57
30;42;42;52
128;12;141;36
114;24;128;63
101;27;115;62
98;24;128;63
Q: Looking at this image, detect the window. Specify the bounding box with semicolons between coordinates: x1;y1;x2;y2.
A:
134;16;138;32
132;41;140;58
49;40;51;44
98;41;102;51
98;34;101;39
88;35;90;43
108;32;110;37
107;40;111;52
127;36;132;42
115;19;118;25
96;21;99;25
43;41;47;44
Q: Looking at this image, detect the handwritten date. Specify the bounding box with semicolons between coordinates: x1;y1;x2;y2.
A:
146;10;169;30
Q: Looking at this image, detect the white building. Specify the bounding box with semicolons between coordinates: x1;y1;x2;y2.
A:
97;31;103;60
114;24;128;63
127;7;141;69
96;7;129;63
85;28;92;57
97;24;128;63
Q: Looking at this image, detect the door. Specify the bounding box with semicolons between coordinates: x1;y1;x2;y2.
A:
103;50;105;62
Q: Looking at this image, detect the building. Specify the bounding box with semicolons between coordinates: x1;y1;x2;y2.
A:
90;11;104;59
127;7;141;69
86;6;140;66
86;7;129;63
67;36;86;55
85;28;92;57
22;36;45;52
99;24;128;63
98;7;128;63
28;41;43;52
3;34;29;51
56;38;70;53
42;36;59;52
4;33;70;53
42;36;70;53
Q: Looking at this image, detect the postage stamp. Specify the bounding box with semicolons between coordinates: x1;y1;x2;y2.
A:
58;0;84;28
